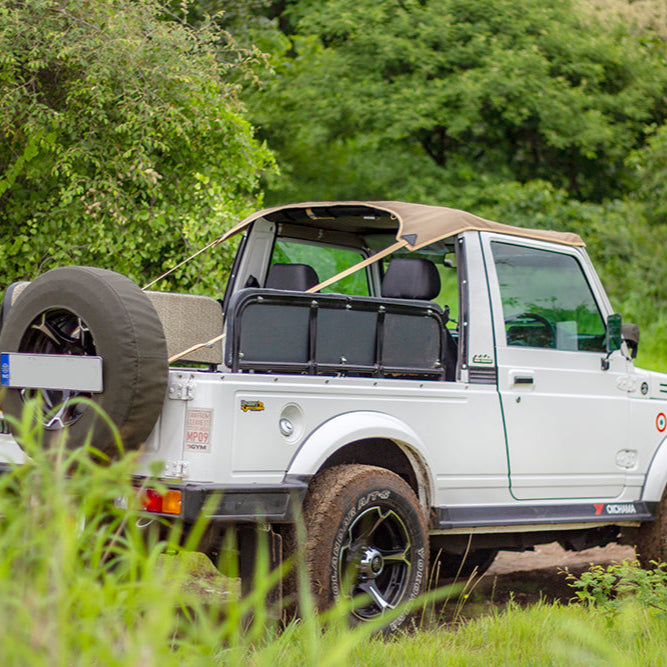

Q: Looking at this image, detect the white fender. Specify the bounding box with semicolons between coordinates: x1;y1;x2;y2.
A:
642;435;667;502
285;410;435;509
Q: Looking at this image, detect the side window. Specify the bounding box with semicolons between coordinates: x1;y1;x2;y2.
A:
491;242;606;352
435;256;458;325
271;239;369;295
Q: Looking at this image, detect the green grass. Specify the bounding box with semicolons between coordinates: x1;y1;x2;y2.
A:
339;601;667;666
2;396;667;665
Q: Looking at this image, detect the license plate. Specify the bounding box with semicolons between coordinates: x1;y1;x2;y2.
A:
1;352;103;393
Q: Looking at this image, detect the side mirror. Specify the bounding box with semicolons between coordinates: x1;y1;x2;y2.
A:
602;313;622;370
621;322;640;359
606;313;623;353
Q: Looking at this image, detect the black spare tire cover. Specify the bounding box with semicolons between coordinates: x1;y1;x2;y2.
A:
0;266;168;457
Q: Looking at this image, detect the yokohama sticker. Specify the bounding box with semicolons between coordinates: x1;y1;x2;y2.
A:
184;408;213;453
594;503;637;516
657;413;667;433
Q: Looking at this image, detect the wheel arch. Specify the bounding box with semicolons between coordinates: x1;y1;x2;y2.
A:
642;434;667;502
284;411;435;513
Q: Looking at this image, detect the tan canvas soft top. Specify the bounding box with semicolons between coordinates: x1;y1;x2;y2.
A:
151;201;583;362
144;199;583;290
219;200;585;249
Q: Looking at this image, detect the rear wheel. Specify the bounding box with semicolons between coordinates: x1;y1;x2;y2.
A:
0;266;168;457
302;464;428;630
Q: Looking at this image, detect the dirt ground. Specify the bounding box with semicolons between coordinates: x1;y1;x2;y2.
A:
465;542;637;610
487;541;636;576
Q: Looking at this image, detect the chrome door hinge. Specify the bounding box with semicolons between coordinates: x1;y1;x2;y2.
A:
168;373;195;401
163;459;191;479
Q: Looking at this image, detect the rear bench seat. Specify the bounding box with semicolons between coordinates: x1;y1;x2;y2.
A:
223;258;457;380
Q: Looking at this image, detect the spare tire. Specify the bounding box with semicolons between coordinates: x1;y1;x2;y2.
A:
0;266;168;457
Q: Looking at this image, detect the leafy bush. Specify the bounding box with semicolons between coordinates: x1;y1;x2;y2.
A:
0;0;274;293
566;558;667;614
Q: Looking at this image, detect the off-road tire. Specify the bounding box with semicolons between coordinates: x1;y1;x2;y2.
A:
634;486;667;566
302;464;428;630
0;266;168;457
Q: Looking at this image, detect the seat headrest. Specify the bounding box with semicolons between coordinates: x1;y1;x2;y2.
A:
381;257;441;300
265;263;320;291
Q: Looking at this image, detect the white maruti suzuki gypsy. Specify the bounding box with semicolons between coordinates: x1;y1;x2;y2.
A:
0;200;666;627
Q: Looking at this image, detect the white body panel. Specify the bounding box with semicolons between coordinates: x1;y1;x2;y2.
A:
496;347;631;499
131;350;665;511
631;369;667;501
139;371;511;508
481;233;651;500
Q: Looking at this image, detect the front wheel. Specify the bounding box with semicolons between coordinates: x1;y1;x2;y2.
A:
302;464;428;630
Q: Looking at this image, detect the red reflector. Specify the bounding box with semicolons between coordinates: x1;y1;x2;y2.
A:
142;488;163;513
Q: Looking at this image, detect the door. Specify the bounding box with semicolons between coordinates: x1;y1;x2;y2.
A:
487;239;631;500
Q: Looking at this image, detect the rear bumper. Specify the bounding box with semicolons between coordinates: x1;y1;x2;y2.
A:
137;478;310;524
0;457;310;524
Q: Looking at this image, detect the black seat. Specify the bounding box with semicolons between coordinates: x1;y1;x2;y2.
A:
382;257;459;381
381;257;440;300
224;288;446;379
265;263;320;291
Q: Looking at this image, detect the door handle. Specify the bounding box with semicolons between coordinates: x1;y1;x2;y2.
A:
513;376;534;385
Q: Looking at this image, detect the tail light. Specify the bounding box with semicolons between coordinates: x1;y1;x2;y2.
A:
139;488;182;515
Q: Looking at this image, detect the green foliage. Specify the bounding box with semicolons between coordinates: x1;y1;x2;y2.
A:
353;601;667;665
0;0;274;292
580;0;667;41
4;0;667;366
0;399;189;664
566;558;667;613
628;123;667;224
251;0;667;204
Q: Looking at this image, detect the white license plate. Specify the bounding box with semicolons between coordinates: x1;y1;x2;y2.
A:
1;352;103;393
